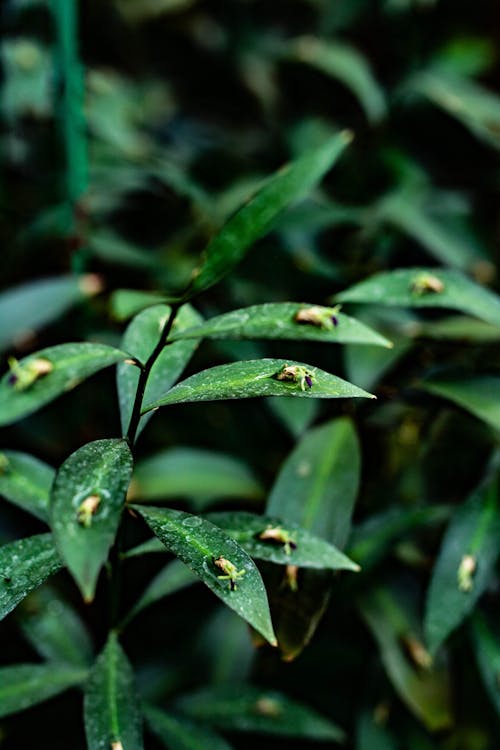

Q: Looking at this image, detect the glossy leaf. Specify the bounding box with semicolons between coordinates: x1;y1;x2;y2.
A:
117;304;202;438
0;663;87;718
176;685;344;741
128;448;263;507
0;342;130;427
84;632;144;750
144;704;233;750
124;559;197;624
268;417;360;548
208;511;360;571
360;588;453;731
134;505;277;646
186;131;352;298
336;267;500;327
471;612;500;717
424;482;500;655
0;450;54;521
143;359;374;413
19;587;93;667
170;303;391;347
288;37;386;123
421;376;500;433
50;439;133;602
0;275;102;353
0;534;62;621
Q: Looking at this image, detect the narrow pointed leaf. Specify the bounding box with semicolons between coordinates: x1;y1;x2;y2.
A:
145;704;233;750
0;663;87;718
170;302;391;347
0;342;130;427
128;448;263;506
0;534;62;621
50;439;133;602
186;131;352;298
424;482;500;655
421;376;500;433
175;685;345;741
208;511;360;571
84;632;144;750
288;37;386;123
0;450;54;521
110;289;169;321
471;612;500;717
0;274;102;353
336;268;500;327
124;559;197;624
134;505;277;646
19;587;93;667
143;359;374;412
268;417;361;548
118;304;202;438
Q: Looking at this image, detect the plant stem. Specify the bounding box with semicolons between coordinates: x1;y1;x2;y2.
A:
126;304;181;445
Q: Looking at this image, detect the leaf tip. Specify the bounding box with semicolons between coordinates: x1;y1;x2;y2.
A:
340;128;354;145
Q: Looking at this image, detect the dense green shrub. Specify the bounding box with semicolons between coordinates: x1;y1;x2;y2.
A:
1;0;500;748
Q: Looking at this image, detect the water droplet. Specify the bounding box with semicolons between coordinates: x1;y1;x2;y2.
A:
182;515;202;528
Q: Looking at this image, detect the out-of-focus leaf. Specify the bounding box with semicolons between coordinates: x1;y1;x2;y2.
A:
0;663;87;718
266;396;319;438
175;685;345;742
88;230;158;270
142;360;374;412
0;275;103;353
287;36;386;123
356;711;398;750
118;304;202;438
268;417;360;548
336;268;500;327
360;588;453;731
421;376;500;433
110;289;169;321
185;131;352;298
144;704;233;750
417;316;500;342
0;534;62;621
411;70;500;151
0;343;130;427
19;587;93;667
471;611;500;717
199;608;254;686
432;37;496;78
208;511;360;571
128;448;263;507
50;439;133;602
124;559;197;624
134;505;277;647
0;450;54;521
170;303;392;347
84;632;143;750
115;0;196;23
1;39;53;121
424;481;500;655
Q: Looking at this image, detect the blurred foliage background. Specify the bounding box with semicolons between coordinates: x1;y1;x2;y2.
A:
1;0;500;748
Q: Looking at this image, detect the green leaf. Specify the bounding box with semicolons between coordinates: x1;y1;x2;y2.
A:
124;559;197;624
175;685;345;742
50;439;133;602
266;396;319;438
142;360;374;413
186;131;352;298
421;376;500;433
0;342;130;427
207;511;360;571
0;663;87;718
19;587;93;667
287;37;386;123
0;275;102;353
356;711;398;750
359;588;453;732
129;448;263;507
84;632;144;750
0;534;62;621
267;417;361;548
0;450;54;521
133;505;277;646
117;304;202;438
144;704;233;750
471;611;500;717
170;302;392;347
424;481;500;655
417;315;500;342
336;267;500;327
110;289;169;321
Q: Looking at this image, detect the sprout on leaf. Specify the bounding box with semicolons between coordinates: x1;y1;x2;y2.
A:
294;304;341;330
275;364;315;391
7;357;53;391
457;553;476;592
214;556;246;591
409;273;445;296
258;526;297;555
77;494;101;528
